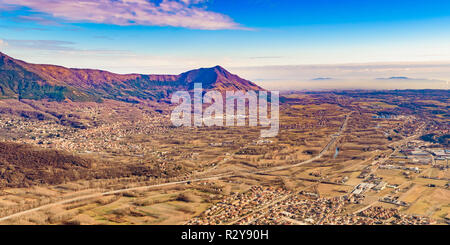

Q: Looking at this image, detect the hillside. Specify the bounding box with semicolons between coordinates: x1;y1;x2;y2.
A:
0;52;262;102
0;141;95;187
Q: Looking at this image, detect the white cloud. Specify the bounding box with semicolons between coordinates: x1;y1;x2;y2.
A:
0;39;8;47
0;0;246;30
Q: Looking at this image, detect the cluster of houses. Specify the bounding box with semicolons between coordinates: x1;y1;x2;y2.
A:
380;196;410;207
187;185;433;225
186;186;289;225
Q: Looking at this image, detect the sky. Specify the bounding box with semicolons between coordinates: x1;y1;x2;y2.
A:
0;0;449;89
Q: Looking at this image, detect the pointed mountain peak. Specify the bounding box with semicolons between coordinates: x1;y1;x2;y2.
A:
211;65;234;76
212;65;227;71
179;65;262;91
193;65;229;74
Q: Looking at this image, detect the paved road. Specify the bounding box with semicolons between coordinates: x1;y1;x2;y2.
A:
0;113;352;222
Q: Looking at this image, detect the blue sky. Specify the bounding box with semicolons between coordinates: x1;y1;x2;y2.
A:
0;0;449;89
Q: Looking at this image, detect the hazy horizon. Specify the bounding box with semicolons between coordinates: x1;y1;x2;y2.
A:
1;50;448;90
1;0;450;90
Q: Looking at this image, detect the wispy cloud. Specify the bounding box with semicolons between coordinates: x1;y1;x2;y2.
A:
2;39;135;58
0;24;47;31
14;14;64;26
4;39;76;51
249;56;284;59
93;35;114;40
0;0;246;30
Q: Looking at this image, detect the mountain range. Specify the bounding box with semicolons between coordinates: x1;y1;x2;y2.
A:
0;52;262;102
